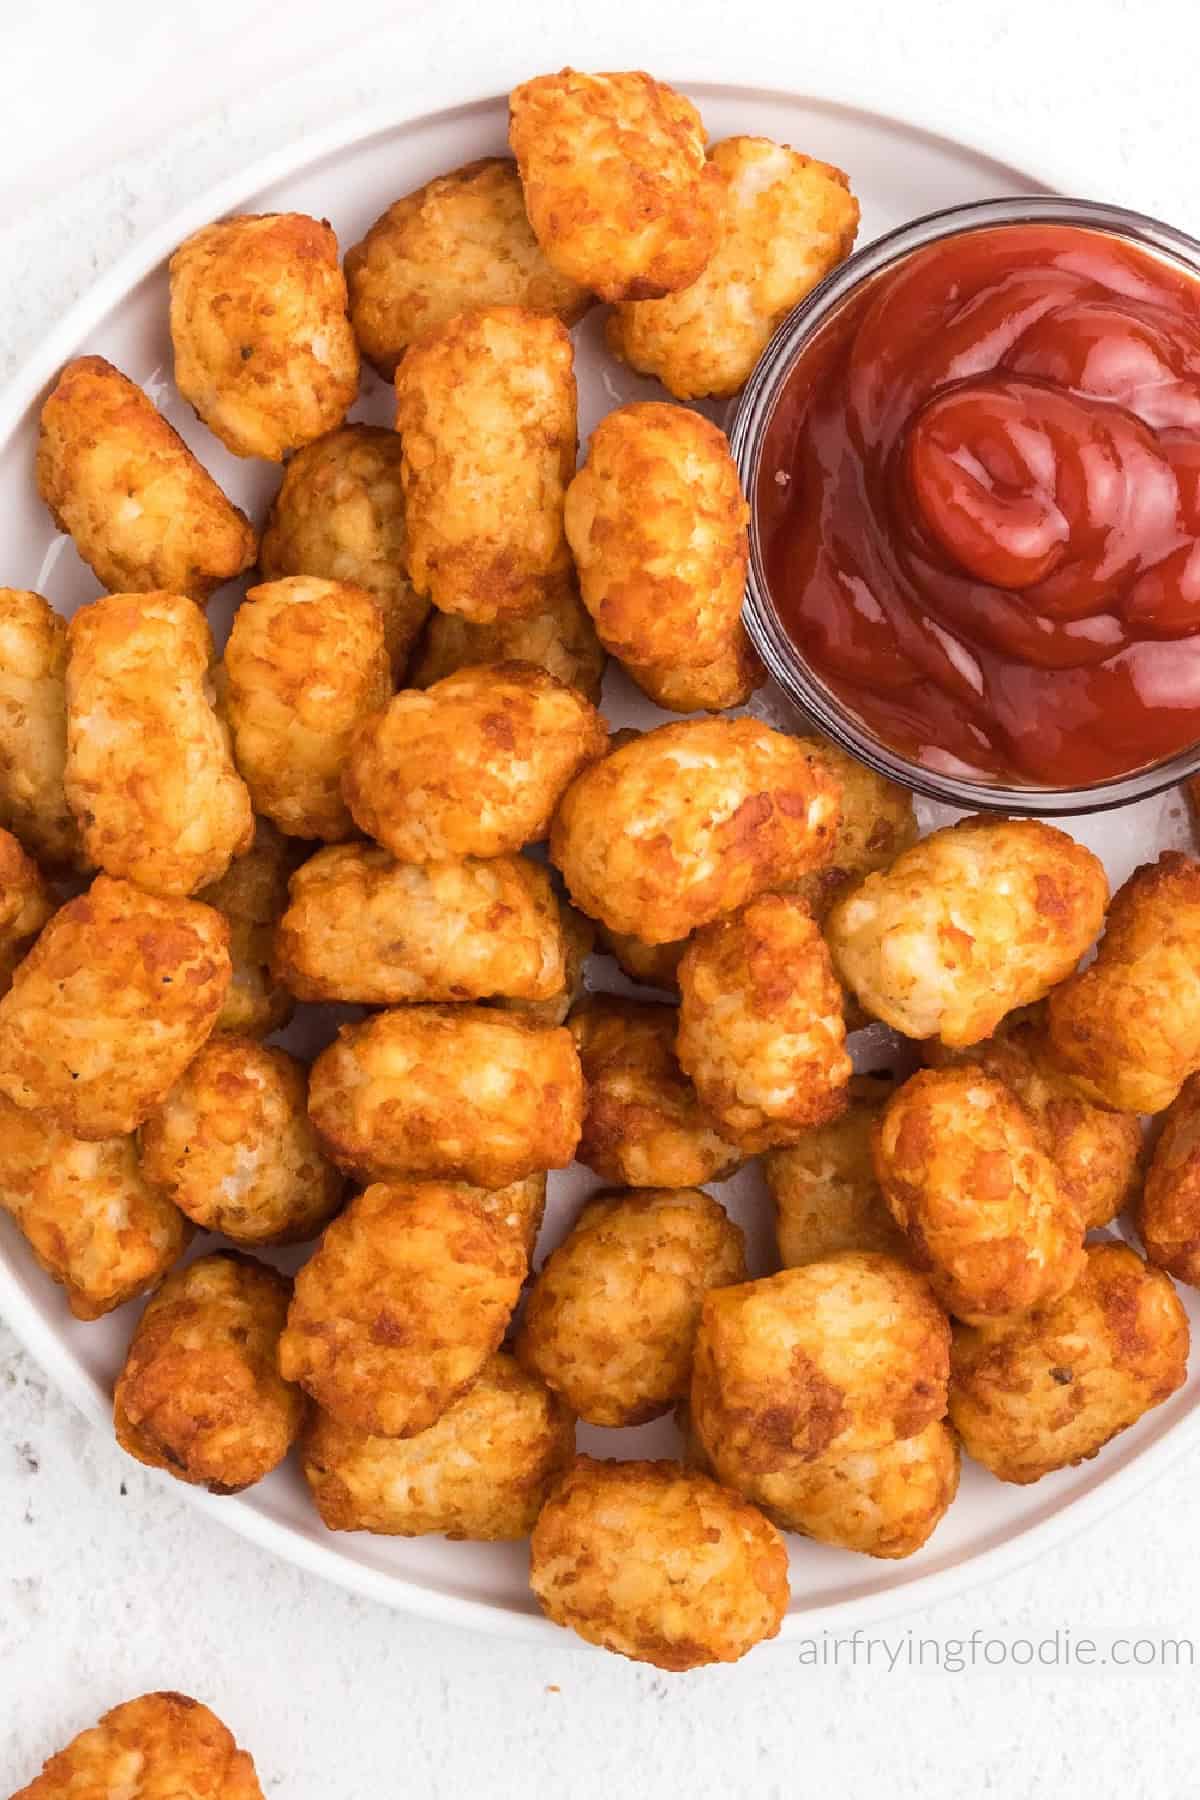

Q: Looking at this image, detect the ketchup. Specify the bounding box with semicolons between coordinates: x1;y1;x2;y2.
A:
757;224;1200;786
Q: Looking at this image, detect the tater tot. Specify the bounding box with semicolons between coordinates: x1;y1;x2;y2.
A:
65;591;252;894
625;629;765;713
1047;853;1200;1114
1137;1073;1200;1285
570;996;744;1187
692;1254;951;1475
278;1182;526;1437
0;876;230;1138
685;1403;959;1560
789;736;918;924
767;1422;959;1559
139;1036;343;1246
345;157;593;378
924;1015;1143;1231
490;900;594;1028
598;925;687;992
302;1351;573;1538
197;818;297;1038
827;816;1108;1047
308;1004;582;1187
344;661;607;861
0;829;52;996
272;841;566;1004
515;1188;745;1426
462;1172;547;1260
169;213;359;461
874;1067;1086;1324
607;138;859;398
223;576;389;841
11;1692;263;1800
0;590;84;867
408;572;606;703
114;1253;304;1493
35;357;256;601
0;1093;190;1319
529;1456;788;1670
948;1242;1189;1484
564;403;748;673
763;1072;910;1267
677;894;851;1152
394;306;576;622
258;424;428;678
509;70;722;301
551;716;841;943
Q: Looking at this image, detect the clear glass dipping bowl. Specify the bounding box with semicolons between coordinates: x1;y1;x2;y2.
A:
729;195;1200;816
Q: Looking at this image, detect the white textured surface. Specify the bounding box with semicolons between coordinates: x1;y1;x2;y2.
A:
3;2;1200;1792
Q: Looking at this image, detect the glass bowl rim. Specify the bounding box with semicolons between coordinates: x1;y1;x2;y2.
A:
729;193;1200;816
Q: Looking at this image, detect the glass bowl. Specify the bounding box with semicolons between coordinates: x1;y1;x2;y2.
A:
729;195;1200;816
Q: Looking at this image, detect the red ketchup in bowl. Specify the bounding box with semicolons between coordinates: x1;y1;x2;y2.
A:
757;224;1200;786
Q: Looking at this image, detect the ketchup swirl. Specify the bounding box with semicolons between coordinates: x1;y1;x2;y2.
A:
758;224;1200;785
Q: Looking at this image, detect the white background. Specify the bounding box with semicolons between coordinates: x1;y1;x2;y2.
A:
3;2;1200;1793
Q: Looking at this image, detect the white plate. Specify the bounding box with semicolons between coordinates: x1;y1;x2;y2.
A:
2;82;1198;1649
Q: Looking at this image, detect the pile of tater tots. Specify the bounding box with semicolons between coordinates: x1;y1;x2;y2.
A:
4;67;1200;1691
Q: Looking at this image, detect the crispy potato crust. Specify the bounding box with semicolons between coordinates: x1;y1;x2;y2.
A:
169;213;359;460
0;1093;190;1319
197;818;297;1037
0;876;231;1138
278;1182;527;1437
1046;853;1200;1114
66;591;252;894
394;306;576;622
0;589;85;867
272;842;566;1004
258;424;428;678
570;996;744;1187
685;1404;959;1560
346;157;593;378
598;925;687;992
139;1035;343;1246
924;1016;1143;1231
607;137;859;398
408;572;606;703
1137;1073;1200;1284
763;1071;910;1267
948;1242;1189;1484
490;900;594;1028
11;1691;263;1800
874;1067;1086;1324
565;402;749;671
0;829;53;995
114;1253;303;1493
827;816;1108;1047
677;894;851;1152
457;1172;547;1260
223;576;390;841
550;716;841;943
302;1351;574;1538
308;1004;582;1187
516;1188;746;1425
625;629;765;713
529;1456;788;1670
769;1421;959;1560
344;661;607;861
509;70;722;301
788;736;918;924
691;1253;951;1476
35;357;255;601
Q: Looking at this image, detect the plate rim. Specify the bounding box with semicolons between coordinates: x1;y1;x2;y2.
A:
0;75;1187;1651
